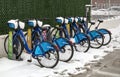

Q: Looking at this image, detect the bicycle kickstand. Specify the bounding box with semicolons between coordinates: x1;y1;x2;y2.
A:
27;54;32;62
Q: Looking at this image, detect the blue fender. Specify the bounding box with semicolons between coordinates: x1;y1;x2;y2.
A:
34;42;55;55
74;33;87;43
88;30;101;40
97;28;111;34
54;37;69;49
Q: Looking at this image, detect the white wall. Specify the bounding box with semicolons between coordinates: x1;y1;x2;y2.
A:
0;35;7;57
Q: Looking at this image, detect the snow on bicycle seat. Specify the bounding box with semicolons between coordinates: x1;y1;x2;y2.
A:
75;17;79;23
64;18;69;24
19;21;25;29
42;24;51;28
80;17;87;21
37;20;43;27
56;17;64;24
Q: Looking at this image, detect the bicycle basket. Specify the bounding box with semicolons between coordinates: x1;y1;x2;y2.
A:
8;20;18;29
56;17;64;24
28;20;37;27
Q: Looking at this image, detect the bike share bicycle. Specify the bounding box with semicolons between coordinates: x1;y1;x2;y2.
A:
5;19;59;68
94;20;112;45
76;17;104;48
50;17;90;53
26;19;74;62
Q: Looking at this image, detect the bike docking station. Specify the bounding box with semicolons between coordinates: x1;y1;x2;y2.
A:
8;29;14;59
27;26;32;50
7;19;24;60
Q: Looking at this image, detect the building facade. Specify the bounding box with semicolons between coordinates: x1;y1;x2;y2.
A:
92;0;120;9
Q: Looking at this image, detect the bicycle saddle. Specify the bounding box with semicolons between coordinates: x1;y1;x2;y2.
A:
98;19;103;23
90;21;95;25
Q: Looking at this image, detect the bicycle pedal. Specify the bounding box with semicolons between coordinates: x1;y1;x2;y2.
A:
27;59;32;62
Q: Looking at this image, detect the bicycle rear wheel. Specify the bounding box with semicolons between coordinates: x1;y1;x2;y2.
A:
58;40;74;62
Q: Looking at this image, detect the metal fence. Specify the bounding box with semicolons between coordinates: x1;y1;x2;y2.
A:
0;0;90;35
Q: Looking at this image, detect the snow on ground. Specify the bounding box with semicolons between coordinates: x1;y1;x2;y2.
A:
0;17;120;77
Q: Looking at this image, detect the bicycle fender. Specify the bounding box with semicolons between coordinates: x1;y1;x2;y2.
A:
88;30;101;40
98;28;111;34
34;42;55;55
74;33;87;43
54;37;69;48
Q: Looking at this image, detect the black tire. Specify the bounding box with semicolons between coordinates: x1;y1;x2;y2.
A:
36;42;59;68
50;28;74;62
4;35;23;59
98;29;111;46
90;31;104;48
58;39;74;62
70;26;90;53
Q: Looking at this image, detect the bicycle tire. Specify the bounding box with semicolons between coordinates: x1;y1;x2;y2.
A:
89;31;104;48
50;28;74;62
36;41;59;68
4;35;23;59
98;29;111;46
74;34;90;52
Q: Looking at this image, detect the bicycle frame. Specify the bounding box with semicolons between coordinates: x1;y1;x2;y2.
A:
59;21;88;44
13;29;56;57
33;26;70;51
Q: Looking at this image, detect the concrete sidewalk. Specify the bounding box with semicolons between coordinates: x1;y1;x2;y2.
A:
73;49;120;77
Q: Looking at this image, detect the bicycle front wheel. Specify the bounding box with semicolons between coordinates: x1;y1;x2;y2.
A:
36;42;59;68
75;35;90;53
98;29;112;46
58;42;74;62
89;31;104;48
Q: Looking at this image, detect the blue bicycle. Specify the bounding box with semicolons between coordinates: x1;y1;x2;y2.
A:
76;17;104;48
94;20;112;45
5;19;59;68
26;19;74;62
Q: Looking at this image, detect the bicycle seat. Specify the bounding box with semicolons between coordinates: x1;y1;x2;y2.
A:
37;20;43;27
42;24;51;28
75;17;78;23
98;19;103;23
90;21;95;25
56;17;64;24
64;18;69;24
